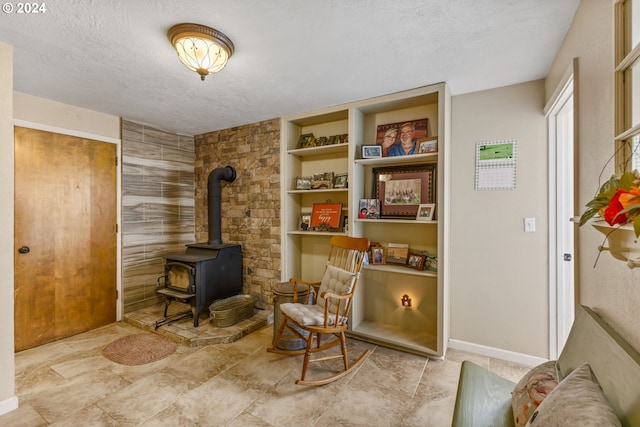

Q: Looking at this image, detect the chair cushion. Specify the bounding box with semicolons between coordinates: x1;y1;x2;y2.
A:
316;264;356;314
279;302;347;326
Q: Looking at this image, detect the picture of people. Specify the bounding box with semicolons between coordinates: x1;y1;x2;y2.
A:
416;203;435;220
384;179;421;206
371;247;385;264
359;199;380;218
375;118;431;157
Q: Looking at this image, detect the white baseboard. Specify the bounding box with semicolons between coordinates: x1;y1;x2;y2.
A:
0;396;18;417
448;339;548;367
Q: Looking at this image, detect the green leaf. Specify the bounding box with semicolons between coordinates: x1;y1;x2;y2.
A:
579;209;598;226
619;172;637;190
635;216;640;238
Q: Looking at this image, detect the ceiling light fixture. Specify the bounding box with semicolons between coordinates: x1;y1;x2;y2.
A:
167;23;234;81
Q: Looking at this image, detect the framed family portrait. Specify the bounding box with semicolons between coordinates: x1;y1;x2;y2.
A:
416;203;436;221
372;164;436;218
375;118;431;157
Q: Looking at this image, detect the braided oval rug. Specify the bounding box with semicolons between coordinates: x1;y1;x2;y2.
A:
102;333;177;366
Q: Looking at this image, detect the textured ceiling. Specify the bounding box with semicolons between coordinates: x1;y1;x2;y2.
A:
0;0;580;136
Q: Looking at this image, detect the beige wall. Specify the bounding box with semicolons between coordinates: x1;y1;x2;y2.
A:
449;80;549;358
14;92;120;140
0;42;17;415
547;0;640;353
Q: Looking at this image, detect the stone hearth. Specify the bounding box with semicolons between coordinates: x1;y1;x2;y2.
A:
123;302;272;347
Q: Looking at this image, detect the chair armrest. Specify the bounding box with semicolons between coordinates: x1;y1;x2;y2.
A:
451;361;516;427
288;278;321;303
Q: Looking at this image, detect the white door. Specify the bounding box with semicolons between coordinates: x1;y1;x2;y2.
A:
546;68;575;359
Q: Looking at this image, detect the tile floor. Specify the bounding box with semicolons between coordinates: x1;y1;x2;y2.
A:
1;305;531;427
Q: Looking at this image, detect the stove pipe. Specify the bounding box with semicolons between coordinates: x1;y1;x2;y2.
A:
207;165;236;245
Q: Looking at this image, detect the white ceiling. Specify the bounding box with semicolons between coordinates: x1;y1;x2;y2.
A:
0;0;580;136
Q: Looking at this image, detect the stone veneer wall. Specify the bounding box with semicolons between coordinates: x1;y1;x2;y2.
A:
194;118;280;309
121;120;195;313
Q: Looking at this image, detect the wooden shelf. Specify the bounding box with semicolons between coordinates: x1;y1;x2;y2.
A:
348;320;439;357
362;264;437;278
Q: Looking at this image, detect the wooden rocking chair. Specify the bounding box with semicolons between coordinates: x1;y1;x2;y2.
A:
267;235;371;386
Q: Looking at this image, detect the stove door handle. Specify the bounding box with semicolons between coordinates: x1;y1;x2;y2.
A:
157;274;167;288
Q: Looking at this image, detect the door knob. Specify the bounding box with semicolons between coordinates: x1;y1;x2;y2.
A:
18;246;30;254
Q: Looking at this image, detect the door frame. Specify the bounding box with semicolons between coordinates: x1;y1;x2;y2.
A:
14;119;123;320
544;59;577;360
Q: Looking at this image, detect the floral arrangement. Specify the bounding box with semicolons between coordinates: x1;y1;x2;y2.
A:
579;170;640;237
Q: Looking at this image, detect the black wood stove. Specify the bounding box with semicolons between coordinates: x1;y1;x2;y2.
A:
155;166;243;328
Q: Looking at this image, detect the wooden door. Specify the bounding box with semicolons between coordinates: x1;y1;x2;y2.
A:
14;127;117;351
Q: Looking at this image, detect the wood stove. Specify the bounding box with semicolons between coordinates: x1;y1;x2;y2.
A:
155;165;244;328
156;243;242;327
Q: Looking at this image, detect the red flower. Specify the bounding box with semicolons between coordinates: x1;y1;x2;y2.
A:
604;189;629;225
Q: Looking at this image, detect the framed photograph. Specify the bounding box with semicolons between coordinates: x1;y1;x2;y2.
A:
386;243;409;264
358;199;380;219
295;176;312;190
310;202;342;229
417;136;438;154
296;133;316;149
407;253;426;270
362;145;382;159
299;213;311;231
373;164;436;218
416;203;436;221
339;134;348;144
334;173;348;188
371;246;386;265
328;135;341;145
311;172;334;189
375;118;431;157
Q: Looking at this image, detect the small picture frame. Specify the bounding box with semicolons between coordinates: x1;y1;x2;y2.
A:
358;199;380;219
299;213;311;231
416;203;435;221
334;173;348;188
417;136;438;154
371;246;386;265
362;145;382;159
295;176;312;190
407;253;426;270
311;172;334;189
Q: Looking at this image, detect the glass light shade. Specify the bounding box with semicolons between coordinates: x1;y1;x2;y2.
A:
168;23;234;81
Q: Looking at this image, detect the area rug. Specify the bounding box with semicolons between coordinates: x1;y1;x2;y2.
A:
102;333;177;366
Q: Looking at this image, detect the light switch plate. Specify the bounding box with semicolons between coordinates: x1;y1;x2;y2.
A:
524;217;536;232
